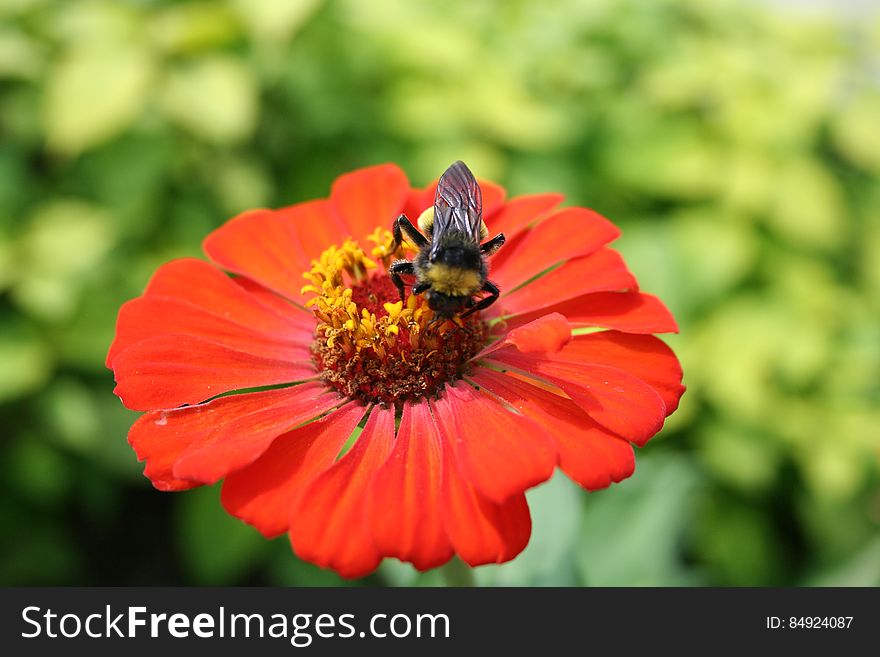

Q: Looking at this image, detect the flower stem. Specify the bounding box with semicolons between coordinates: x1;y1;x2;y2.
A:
440;558;477;587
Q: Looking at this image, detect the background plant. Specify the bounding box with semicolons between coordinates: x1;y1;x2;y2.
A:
1;0;878;586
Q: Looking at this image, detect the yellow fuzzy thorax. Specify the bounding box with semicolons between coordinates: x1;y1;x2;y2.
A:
424;263;481;296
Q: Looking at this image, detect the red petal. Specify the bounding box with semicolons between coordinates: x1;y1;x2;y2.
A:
471;369;634;490
402;186;435;222
477;312;571;359
233;277;315;329
277;199;349;262
486;350;667;446
483;225;529;283
367;402;453;571
551;332;685;415
144;258;306;330
221;402;365;538
430;382;556;503
111;334;315;411
107;259;312;367
203;208;314;304
484;193;564;241
432;404;532;566
174;383;341;483
128;417;199;492
479;179;507;218
289;406;395;579
441;479;531;567
128;383;341;489
505;291;679;334
330;164;409;245
108;296;310;368
492;207;620;291
499;248;637;318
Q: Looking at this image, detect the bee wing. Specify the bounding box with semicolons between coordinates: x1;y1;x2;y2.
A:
431;161;483;256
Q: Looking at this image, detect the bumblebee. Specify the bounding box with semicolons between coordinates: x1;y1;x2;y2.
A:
389;161;506;319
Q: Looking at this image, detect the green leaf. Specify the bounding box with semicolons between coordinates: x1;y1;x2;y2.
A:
75;134;174;233
768;158;846;251
159;56;258;144
231;0;323;45
0;508;82;585
720;149;775;214
831;93;880;173
83;392;143;480
0;239;13;291
50;0;141;46
695;493;789;586
672;208;758;309
41;377;101;453
796;437;866;502
576;454;703;586
376;559;447;587
698;421;781;493
176;484;270;584
475;471;584;586
211;156;274;216
604;116;722;200
270;542;361;587
11;273;80;321
43;44;155;155
13;199;117;321
0;144;33;228
861;218;880;295
4;435;73;505
808;539;880;587
686;294;830;425
0;27;45;80
19;199;115;274
0;328;51;402
149;1;241;55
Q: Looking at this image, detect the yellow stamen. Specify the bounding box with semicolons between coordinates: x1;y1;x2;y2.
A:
368;227;405;263
302;235;438;358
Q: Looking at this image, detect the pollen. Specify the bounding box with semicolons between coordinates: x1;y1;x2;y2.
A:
302;230;487;404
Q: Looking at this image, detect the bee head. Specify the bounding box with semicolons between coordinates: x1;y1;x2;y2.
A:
426;290;471;319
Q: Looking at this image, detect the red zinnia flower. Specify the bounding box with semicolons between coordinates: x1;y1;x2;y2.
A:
108;163;684;579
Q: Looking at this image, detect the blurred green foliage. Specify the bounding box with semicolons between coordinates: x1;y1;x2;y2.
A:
1;0;878;586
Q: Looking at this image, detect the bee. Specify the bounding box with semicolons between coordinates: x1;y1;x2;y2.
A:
389;161;506;319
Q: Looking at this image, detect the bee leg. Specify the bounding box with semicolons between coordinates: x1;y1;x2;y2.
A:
389;259;415;302
392;214;429;251
480;233;506;256
461;281;500;318
412;281;430;296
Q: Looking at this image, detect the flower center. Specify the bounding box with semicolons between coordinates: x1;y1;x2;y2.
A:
302;228;488;404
